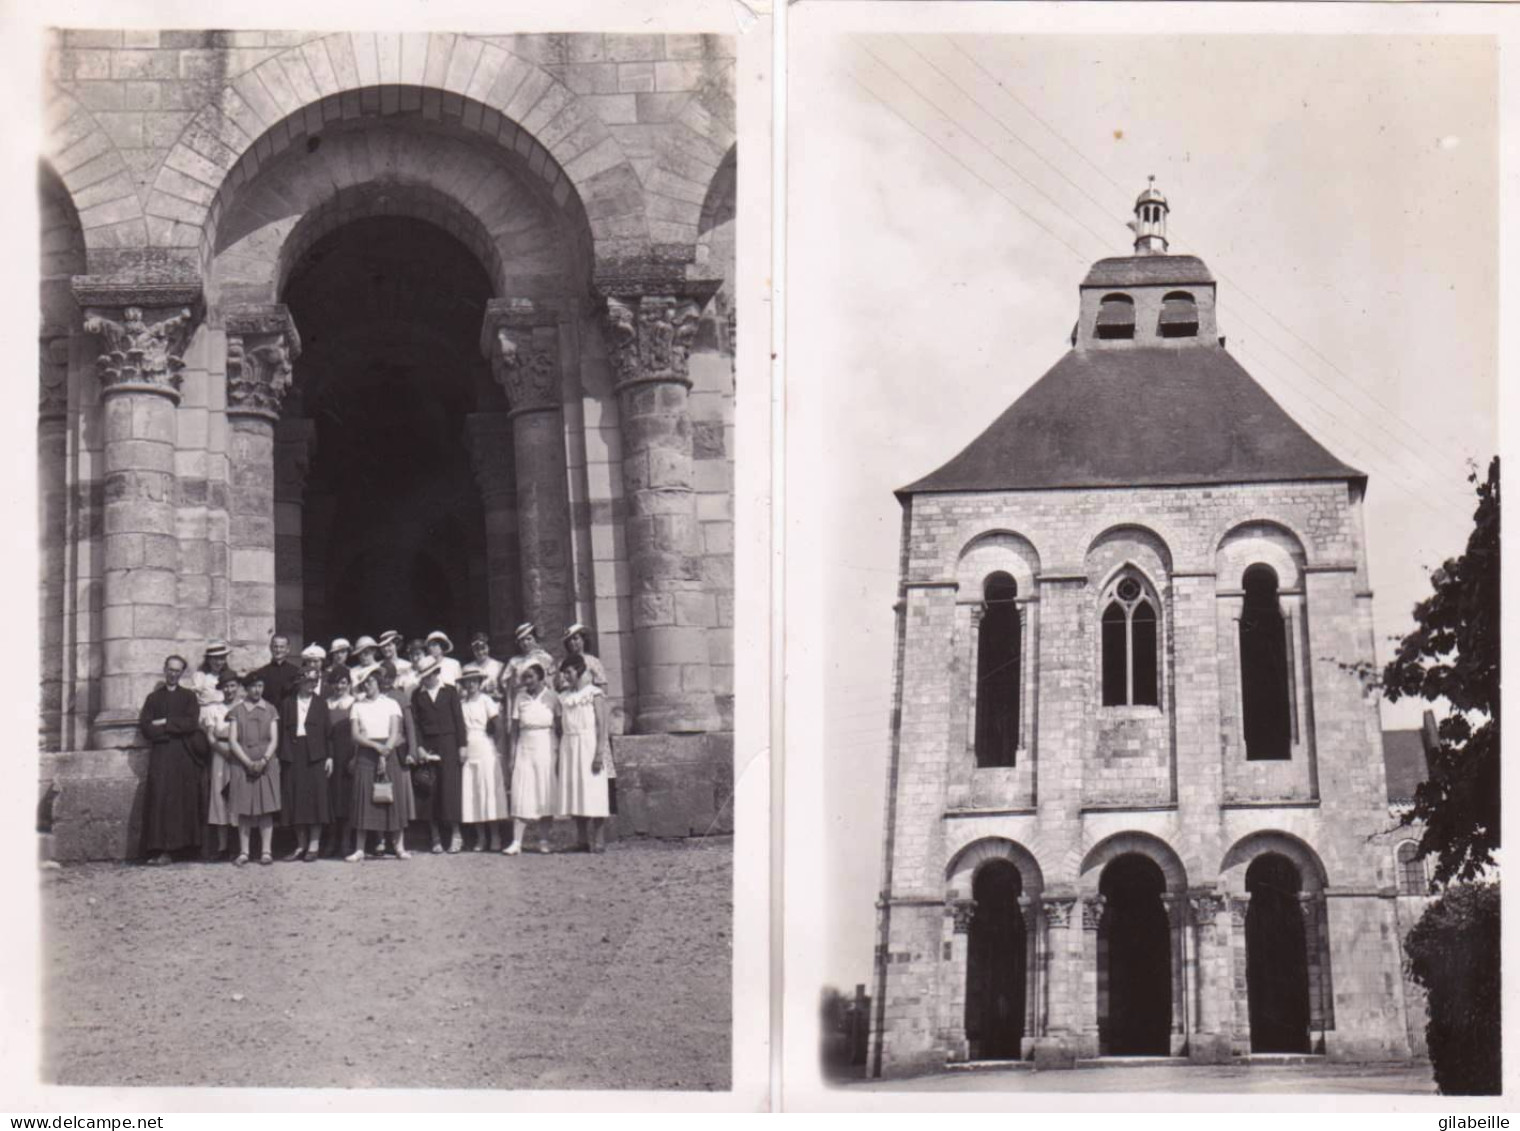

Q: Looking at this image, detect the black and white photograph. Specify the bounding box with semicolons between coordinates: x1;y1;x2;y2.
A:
785;5;1505;1105
10;0;770;1108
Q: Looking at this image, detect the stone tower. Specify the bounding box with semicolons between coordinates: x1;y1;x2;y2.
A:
869;184;1415;1075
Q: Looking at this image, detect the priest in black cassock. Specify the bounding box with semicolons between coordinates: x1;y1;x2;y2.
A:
138;654;205;864
251;633;301;705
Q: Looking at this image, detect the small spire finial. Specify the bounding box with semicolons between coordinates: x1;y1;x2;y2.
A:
1133;178;1169;256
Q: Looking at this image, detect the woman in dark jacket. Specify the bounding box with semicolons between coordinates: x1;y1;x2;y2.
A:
139;654;205;864
410;655;468;853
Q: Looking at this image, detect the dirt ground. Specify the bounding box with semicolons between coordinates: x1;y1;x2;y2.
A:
41;837;732;1091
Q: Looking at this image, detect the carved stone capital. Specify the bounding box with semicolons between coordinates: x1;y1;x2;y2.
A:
1043;896;1076;929
1081;894;1107;931
39;329;70;420
481;298;561;416
224;304;300;422
1229;895;1251;928
464;412;516;505
1189;892;1227;926
948;898;977;934
602;293;712;391
74;279;202;403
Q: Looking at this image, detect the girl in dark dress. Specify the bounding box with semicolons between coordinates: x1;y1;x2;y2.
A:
324;666;356;858
138;654;205;864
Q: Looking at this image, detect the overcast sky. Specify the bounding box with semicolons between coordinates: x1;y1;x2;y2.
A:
788;32;1499;994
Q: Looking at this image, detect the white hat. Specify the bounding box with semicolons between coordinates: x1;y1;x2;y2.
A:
353;634;379;653
330;637;352;653
350;661;381;688
377;629;402;648
562;623;588;642
414;655;443;681
300;643;327;661
514;622;537;642
458;663;489;684
425;630;454;654
204;639;230;658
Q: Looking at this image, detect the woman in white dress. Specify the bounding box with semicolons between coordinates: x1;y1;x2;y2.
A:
199;668;241;858
504;663;560;855
458;665;508;851
555;653;611;853
347;663;413;861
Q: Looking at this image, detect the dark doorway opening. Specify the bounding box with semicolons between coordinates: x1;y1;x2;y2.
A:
281;215;505;646
964;860;1027;1060
1245;853;1312;1053
1098;854;1172;1055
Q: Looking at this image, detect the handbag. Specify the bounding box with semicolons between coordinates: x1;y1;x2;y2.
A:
411;762;435;798
371;745;394;806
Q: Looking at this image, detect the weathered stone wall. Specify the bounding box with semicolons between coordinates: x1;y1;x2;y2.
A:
872;477;1411;1073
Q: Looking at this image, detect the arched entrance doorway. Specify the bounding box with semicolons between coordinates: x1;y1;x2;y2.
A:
1245;853;1312;1053
278;215;502;645
964;860;1026;1059
1097;853;1172;1055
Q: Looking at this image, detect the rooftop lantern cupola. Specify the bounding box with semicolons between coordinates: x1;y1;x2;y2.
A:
1131;176;1169;256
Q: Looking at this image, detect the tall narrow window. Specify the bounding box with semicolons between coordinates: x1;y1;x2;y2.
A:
1240;564;1292;760
1101;574;1160;707
975;573;1021;767
1096;294;1136;340
1396;842;1428;895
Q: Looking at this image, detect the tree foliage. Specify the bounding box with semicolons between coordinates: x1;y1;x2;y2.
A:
1382;457;1499;885
1404;882;1501;1095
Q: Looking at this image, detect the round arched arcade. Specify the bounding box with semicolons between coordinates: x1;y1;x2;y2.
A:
38;32;738;854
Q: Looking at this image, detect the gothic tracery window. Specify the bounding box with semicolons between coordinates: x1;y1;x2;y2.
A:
1100;572;1159;707
975;572;1021;767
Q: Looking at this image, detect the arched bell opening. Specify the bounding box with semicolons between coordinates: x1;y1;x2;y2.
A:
964;859;1027;1060
1245;852;1312;1053
1097;853;1172;1056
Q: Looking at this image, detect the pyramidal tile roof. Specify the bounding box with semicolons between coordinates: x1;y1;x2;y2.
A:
900;345;1364;495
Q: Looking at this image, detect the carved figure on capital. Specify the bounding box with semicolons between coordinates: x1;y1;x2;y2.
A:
1081;894;1107;931
948;898;977;934
225;305;301;421
602;294;704;388
1189;892;1227;927
483;298;560;414
1042;896;1076;929
1229;895;1251;929
81;305;195;397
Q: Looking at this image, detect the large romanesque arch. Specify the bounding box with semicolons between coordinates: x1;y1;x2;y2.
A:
42;31;738;768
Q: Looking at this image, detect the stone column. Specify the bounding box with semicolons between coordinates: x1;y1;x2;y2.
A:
1079;894;1105;1055
73;281;201;748
1188;891;1232;1061
600;280;723;734
481;298;573;645
223;304;300;662
1039;895;1077;1051
273;417;316;644
1161;893;1188;1053
1228;894;1252;1053
38;327;71;751
945;898;976;1061
464;411;522;647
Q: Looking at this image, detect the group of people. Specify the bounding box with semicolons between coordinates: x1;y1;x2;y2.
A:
137;623;614;867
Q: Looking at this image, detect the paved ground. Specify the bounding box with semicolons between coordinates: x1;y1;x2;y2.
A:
846;1061;1437;1094
41;837;732;1091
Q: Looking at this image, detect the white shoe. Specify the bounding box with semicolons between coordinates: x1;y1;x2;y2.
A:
344;850;365;863
502;843;521;856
